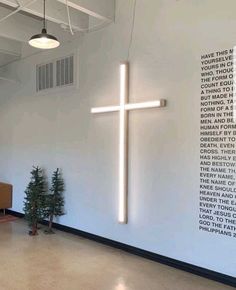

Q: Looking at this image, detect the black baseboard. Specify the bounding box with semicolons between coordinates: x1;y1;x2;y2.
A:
6;209;236;288
5;210;24;218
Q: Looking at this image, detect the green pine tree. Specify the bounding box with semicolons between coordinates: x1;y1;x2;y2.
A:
45;168;65;234
23;166;46;236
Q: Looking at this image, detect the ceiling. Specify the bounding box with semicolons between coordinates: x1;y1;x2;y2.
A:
0;51;20;66
0;0;115;68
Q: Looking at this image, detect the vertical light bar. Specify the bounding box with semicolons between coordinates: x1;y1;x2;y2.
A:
119;62;129;224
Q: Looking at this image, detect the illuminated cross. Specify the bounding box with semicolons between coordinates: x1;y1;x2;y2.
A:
91;62;166;224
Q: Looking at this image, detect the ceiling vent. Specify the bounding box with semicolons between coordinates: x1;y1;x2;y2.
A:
36;55;74;92
56;55;74;87
36;62;53;92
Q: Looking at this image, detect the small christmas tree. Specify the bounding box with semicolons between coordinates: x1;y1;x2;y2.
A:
23;166;46;236
45;168;65;234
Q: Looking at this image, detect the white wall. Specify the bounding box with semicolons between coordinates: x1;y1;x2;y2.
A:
0;0;235;277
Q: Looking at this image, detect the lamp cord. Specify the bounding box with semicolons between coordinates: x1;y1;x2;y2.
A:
43;0;46;29
127;0;137;61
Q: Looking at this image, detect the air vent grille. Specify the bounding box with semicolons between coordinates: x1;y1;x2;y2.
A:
36;55;74;92
36;62;53;92
56;55;74;87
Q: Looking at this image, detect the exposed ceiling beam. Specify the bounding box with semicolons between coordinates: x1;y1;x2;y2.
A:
0;37;22;67
0;0;89;31
0;7;74;43
0;36;21;56
0;6;41;42
56;0;115;21
0;75;19;83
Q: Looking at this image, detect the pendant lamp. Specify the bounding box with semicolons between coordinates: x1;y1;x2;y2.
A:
29;0;60;49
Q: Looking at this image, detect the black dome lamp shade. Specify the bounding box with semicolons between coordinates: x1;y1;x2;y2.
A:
29;28;60;49
29;0;60;49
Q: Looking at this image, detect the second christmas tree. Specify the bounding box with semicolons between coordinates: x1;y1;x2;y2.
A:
44;168;65;234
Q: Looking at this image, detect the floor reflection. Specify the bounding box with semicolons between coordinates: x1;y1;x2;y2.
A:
0;220;233;290
115;278;127;290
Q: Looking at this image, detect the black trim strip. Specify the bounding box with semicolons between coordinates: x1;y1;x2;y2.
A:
6;209;236;288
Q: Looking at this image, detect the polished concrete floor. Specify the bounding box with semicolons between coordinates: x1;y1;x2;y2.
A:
0;220;234;290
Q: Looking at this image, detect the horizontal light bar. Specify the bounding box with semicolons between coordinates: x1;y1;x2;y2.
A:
91;100;166;114
125;99;166;111
91;106;120;114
